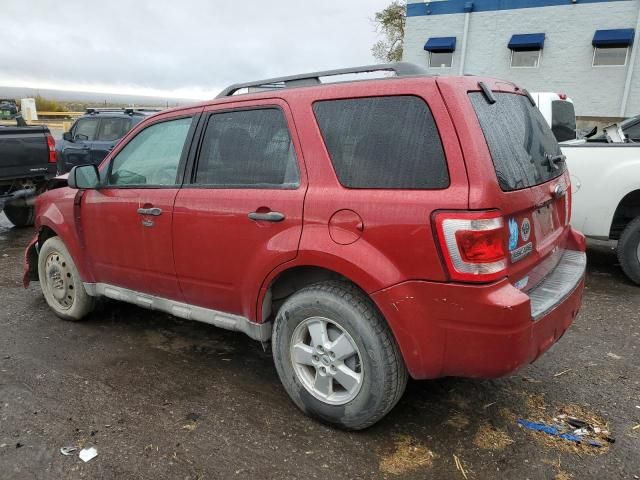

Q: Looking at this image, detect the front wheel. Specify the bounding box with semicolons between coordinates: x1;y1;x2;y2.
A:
618;216;640;285
272;281;407;430
38;237;95;320
3;204;35;227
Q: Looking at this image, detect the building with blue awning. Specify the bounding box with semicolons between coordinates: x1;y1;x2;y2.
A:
403;0;640;119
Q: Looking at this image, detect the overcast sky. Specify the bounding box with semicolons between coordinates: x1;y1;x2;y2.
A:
0;0;392;99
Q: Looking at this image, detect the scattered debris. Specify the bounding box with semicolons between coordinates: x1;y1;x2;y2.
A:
483;402;497;409
517;417;612;448
553;369;572;377
607;353;621;360
79;446;98;463
446;412;470;430
379;435;436;475
632;424;640;431
453;454;468;479
15;442;23;449
473;423;514;450
60;446;77;456
521;375;541;383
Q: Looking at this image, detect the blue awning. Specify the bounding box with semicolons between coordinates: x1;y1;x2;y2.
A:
424;37;457;53
592;29;635;47
508;33;545;51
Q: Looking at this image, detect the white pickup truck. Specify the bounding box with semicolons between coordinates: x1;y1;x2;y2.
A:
562;127;640;285
533;92;640;284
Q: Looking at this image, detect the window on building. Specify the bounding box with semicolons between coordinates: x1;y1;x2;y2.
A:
593;46;629;66
511;50;541;68
429;51;453;68
313;96;449;189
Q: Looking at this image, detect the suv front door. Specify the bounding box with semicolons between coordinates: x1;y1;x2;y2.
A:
173;101;306;320
81;111;200;299
62;117;99;170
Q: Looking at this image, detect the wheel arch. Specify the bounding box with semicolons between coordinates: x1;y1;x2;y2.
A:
610;189;640;240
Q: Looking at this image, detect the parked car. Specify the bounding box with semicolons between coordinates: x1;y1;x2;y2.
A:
56;107;161;174
0;119;57;226
531;92;577;143
24;63;586;430
563;137;640;284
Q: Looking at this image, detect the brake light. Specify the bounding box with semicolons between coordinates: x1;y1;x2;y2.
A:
557;93;567;100
45;133;57;164
434;211;507;282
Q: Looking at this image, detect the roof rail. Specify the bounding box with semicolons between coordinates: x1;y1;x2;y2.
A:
85;107;163;115
216;62;427;98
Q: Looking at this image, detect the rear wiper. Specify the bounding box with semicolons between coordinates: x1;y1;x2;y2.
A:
543;153;566;171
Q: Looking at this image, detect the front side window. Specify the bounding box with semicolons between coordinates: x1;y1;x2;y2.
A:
593;46;628;66
429;51;453;68
194;108;299;188
313;96;449;189
73;118;99;141
97;117;131;142
108;117;192;187
511;50;541;68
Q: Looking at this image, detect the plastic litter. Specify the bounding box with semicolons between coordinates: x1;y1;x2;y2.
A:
79;447;98;463
60;446;77;456
517;419;603;447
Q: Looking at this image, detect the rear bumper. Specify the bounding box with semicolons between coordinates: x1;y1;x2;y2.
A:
372;227;586;380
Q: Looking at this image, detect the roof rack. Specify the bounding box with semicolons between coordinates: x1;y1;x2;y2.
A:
216;62;427;98
85;107;163;115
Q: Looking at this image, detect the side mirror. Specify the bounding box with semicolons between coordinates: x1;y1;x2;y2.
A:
63;132;73;142
68;165;100;190
75;133;89;141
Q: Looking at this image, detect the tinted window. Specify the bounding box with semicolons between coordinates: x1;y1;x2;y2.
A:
551;100;576;142
97;117;131;141
469;92;565;192
194;108;299;188
624;121;640;141
74;118;99;141
108;117;192;186
313;96;449;189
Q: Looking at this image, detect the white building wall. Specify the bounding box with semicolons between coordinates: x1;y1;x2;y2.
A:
403;0;640;118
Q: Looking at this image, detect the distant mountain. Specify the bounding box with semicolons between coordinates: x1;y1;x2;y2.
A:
0;85;199;107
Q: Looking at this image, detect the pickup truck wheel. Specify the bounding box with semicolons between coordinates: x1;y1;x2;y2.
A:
617;216;640;285
272;280;407;430
2;204;35;227
38;237;95;321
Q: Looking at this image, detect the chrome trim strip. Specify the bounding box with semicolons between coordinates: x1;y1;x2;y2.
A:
83;283;271;342
528;249;586;321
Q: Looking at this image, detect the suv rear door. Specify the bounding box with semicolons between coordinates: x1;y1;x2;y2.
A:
439;78;571;291
173;99;306;320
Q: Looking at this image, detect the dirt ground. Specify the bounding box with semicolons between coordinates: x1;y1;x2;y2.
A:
0;212;638;479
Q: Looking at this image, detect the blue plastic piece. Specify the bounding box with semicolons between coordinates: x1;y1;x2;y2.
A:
517;419;602;447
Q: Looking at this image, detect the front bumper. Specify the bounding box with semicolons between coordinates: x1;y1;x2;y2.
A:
372;229;586;380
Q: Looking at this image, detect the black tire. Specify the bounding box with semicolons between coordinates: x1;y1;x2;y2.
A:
617;216;640;285
38;237;95;321
3;204;35;227
272;280;407;430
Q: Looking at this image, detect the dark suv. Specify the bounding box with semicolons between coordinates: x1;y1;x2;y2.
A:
56;108;161;173
25;64;586;430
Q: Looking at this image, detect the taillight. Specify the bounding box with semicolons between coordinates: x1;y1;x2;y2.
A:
434;211;507;282
45;133;57;164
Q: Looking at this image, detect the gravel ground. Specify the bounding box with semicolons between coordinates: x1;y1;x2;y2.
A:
0;212;638;479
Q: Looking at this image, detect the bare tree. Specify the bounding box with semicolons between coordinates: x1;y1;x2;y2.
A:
372;1;406;63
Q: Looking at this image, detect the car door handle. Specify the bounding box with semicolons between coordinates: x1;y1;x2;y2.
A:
248;211;285;222
137;207;163;216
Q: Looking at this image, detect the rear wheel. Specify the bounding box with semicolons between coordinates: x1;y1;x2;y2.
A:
617;216;640;285
38;237;95;320
272;280;407;430
3;204;35;227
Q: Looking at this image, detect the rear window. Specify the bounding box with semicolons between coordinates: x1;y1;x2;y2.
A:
469;92;565;192
551;100;576;143
313;96;449;189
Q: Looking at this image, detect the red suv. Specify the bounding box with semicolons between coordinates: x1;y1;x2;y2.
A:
24;64;586;430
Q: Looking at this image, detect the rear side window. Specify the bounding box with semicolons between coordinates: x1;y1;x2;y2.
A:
469;92;565;192
194;108;299;188
97;117;131;142
313;96;449;189
73;118;99;141
551;100;576;143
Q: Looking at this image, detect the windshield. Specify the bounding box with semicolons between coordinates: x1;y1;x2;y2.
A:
469;92;565;192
